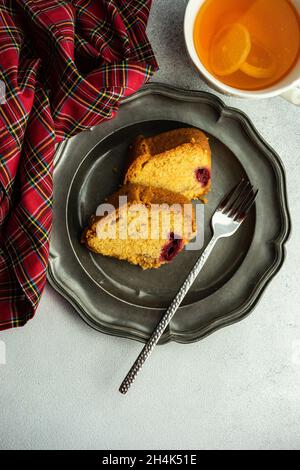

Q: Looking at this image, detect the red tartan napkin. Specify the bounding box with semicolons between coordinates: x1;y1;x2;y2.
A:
0;0;158;331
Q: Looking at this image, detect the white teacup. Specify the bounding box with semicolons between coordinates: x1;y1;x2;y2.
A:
184;0;300;105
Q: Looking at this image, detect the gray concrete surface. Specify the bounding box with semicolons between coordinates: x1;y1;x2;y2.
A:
0;0;300;450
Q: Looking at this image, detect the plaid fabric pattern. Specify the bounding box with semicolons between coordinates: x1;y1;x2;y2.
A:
0;0;158;331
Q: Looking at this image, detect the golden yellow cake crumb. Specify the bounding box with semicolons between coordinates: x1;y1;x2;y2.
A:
81;184;196;269
124;128;211;200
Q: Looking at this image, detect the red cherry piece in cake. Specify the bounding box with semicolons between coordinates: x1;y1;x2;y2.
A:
195;168;211;187
160;233;184;262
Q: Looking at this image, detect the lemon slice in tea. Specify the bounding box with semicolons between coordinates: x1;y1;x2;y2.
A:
240;39;276;79
210;23;251;76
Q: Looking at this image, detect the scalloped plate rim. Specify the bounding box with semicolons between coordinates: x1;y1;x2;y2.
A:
48;82;291;345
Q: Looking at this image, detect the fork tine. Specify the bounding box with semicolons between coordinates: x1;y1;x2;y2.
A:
228;182;253;217
218;178;245;212
235;189;259;221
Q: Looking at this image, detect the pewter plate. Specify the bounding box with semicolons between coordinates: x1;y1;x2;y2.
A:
48;83;290;344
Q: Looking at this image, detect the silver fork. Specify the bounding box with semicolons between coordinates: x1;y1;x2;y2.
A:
119;179;258;395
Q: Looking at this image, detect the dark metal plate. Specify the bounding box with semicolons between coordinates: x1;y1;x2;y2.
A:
48;83;290;344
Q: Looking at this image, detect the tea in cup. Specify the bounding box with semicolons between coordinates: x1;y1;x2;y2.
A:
184;0;300;104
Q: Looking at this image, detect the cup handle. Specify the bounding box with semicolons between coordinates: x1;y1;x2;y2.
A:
281;83;300;106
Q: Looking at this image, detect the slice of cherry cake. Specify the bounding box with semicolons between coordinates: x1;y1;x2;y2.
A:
124;128;211;201
81;184;196;270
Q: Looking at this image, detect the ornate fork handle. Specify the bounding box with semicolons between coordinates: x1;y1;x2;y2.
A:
119;235;218;394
